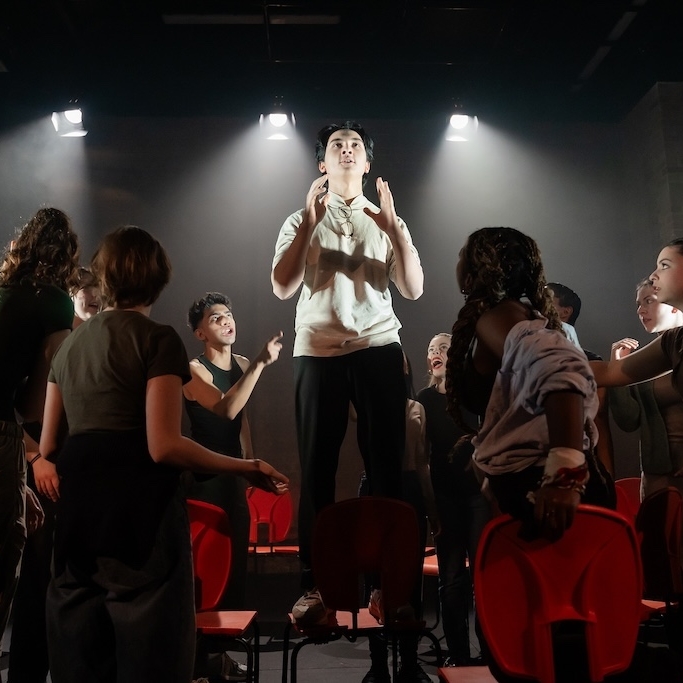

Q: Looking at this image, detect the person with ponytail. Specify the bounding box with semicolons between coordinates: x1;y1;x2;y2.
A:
445;227;614;542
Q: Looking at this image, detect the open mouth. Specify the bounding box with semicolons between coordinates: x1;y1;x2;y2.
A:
431;359;444;370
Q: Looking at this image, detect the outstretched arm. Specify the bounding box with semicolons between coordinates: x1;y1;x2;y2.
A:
364;177;423;300
591;334;670;387
272;176;329;300
183;334;283;420
147;374;288;493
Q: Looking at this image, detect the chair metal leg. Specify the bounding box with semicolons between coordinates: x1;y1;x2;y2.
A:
281;622;292;683
391;634;399;680
420;628;444;666
290;638;311;683
251;620;260;683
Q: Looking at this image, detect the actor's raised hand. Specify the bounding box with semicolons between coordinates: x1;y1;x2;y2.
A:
255;332;283;366
610;337;639;361
364;176;399;235
303;175;330;230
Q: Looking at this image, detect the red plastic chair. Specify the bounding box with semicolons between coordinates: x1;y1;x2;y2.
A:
474;505;642;683
615;477;642;524
246;487;298;555
187;499;260;682
438;666;497;682
282;497;442;683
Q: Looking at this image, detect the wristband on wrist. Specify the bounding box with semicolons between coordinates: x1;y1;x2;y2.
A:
542;466;589;495
541;447;589;494
28;452;42;466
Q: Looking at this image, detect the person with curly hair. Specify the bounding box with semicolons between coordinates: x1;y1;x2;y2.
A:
10;268;101;683
0;207;79;665
445;227;614;542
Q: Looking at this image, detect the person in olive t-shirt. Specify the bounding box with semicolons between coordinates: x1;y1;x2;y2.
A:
36;227;288;683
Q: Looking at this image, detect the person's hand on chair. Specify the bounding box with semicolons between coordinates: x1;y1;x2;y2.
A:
242;459;289;494
533;485;580;541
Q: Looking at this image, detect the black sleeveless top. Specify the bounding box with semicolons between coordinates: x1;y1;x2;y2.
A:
185;355;244;458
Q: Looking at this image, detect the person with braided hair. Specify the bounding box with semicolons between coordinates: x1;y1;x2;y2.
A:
445;227;614;542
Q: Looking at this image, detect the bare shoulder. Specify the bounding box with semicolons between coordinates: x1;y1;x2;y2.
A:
477;300;530;343
478;299;530;327
188;358;212;382
233;354;250;371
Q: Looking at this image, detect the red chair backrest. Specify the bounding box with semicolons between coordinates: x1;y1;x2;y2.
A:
246;487;293;544
615;477;641;524
635;486;683;600
474;505;642;683
187;499;232;612
311;497;421;614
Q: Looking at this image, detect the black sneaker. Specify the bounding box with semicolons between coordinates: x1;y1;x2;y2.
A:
361;663;391;683
221;652;248;681
395;664;431;682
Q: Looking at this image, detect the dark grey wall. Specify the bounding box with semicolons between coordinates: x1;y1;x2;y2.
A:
6;93;679;529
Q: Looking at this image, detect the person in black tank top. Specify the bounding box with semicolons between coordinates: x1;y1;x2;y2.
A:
183;292;282;680
186;356;244;464
184;292;283;680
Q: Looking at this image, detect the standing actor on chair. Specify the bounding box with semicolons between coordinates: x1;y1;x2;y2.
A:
271;121;424;629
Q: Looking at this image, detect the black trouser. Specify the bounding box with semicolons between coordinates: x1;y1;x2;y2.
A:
295;343;405;589
0;421;25;653
47;492;194;683
8;480;56;683
434;489;490;660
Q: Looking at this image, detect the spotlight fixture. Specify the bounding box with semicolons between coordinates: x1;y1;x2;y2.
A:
259;96;295;140
446;103;478;142
51;102;87;137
